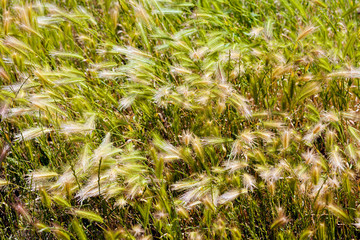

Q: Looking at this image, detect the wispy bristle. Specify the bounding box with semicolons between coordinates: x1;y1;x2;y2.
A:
242;173;256;191
15;127;52;141
329;147;345;173
218;189;240;204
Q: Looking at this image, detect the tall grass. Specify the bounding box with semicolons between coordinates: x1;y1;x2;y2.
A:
1;0;360;239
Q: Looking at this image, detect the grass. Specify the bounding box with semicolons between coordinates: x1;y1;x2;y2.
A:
1;0;360;239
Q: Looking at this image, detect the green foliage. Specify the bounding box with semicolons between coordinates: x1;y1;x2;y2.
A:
1;0;360;239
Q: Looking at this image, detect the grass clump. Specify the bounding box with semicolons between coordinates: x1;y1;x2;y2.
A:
1;0;360;239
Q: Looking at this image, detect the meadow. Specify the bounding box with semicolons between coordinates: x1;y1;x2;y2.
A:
1;0;360;239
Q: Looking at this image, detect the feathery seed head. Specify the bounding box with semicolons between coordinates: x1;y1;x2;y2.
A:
329;147;345;173
223;160;248;173
218;189;240;204
302;149;319;165
249;27;264;38
242;173;256;191
181;130;193;146
282;130;291;150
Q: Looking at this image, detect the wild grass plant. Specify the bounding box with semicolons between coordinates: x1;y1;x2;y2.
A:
1;0;360;239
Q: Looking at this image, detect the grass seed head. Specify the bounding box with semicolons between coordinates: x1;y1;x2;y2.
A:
329;147;345;173
242;173;256;191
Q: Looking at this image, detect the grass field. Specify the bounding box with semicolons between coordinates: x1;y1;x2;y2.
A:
1;0;360;239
